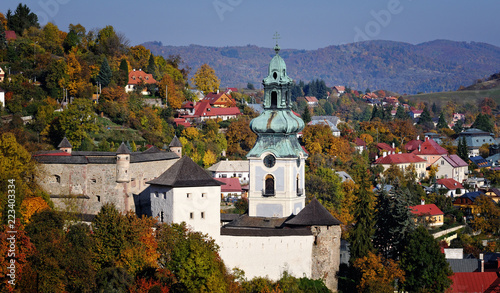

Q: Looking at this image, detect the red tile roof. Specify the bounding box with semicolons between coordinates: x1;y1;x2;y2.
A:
412;138;448;155
5;31;16;41
449;272;500;293
410;109;423;114
33;150;71;157
173;118;191;128
305;96;318;103
376;142;395;152
405;139;423;152
216;177;242;193
410;204;443;216
355;138;366;147
203;92;236;107
442;155;468;168
374;153;426;165
333;86;345;92
128;70;156;85
193;101;241;117
437;178;464;190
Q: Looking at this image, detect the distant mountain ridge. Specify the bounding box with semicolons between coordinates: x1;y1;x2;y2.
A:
143;40;500;94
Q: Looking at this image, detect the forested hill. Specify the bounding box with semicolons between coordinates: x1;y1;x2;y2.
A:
143;40;500;94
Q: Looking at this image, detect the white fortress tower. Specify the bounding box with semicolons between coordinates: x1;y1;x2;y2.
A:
116;142;131;183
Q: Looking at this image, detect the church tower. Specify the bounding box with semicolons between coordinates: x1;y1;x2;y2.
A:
247;39;307;218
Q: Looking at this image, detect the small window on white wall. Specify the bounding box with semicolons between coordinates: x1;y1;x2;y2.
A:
202;193;207;198
190;212;194;219
201;212;205;219
187;193;191;198
155;192;159;198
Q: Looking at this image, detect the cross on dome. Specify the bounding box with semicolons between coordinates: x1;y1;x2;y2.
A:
273;32;281;54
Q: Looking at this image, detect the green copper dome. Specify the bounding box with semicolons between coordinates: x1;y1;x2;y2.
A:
247;43;307;159
250;109;304;134
263;45;293;86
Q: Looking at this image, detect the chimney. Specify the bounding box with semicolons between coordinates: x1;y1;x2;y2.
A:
417;135;420;140
418;145;421;152
383;152;387;157
392;142;395;149
375;155;378;160
133;68;136;71
421;198;425;205
217;89;219;94
480;254;484;272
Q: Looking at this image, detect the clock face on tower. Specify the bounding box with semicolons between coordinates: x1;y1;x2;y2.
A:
263;154;276;168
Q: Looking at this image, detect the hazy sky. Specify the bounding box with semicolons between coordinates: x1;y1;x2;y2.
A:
2;0;500;50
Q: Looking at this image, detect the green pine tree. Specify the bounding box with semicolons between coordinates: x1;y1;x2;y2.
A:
349;167;375;261
96;57;112;87
395;105;407;120
301;107;311;124
373;184;415;260
400;226;453;292
472;113;494;132
117;58;129;87
0;23;6;50
457;136;469;161
146;53;157;80
437;112;448;129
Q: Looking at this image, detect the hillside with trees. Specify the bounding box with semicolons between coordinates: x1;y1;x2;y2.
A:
144;39;500;94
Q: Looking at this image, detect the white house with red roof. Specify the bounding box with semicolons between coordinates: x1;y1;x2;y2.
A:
412;137;449;166
125;69;157;94
331;86;345;96
374;153;427;179
436;178;464;197
433;154;468;183
302;96;318;107
409;108;423;119
216;177;243;200
410;203;444;226
181;100;241;122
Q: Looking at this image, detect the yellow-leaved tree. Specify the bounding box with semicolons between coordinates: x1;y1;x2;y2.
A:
191;64;220;95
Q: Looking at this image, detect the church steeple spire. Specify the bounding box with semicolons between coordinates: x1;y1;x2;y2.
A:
246;37;307;218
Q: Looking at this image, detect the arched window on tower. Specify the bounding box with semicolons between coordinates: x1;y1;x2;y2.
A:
264;174;275;196
296;174;303;196
271;91;278;108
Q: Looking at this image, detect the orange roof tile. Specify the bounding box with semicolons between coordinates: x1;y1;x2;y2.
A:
128;70;156;85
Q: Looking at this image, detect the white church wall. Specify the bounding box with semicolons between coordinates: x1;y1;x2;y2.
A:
219;235;314;280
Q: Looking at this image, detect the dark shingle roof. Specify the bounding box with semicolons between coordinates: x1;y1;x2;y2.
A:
169;136;182;147
116;142;131;154
57;137;72;148
147;156;222;187
221;227;312;236
285;198;342;226
143;146;162;153
447;259;480;273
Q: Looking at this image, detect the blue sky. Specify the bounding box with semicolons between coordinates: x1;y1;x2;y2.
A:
2;0;500;49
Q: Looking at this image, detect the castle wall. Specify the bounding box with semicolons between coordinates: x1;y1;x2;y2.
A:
219;235;314;280
36;158;178;215
311;225;342;292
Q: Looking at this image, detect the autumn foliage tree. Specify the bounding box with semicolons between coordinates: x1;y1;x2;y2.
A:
353;251;405;293
191;63;220;95
159;73;184;109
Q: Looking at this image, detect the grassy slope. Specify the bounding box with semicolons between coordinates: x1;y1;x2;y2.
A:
405;86;500;106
